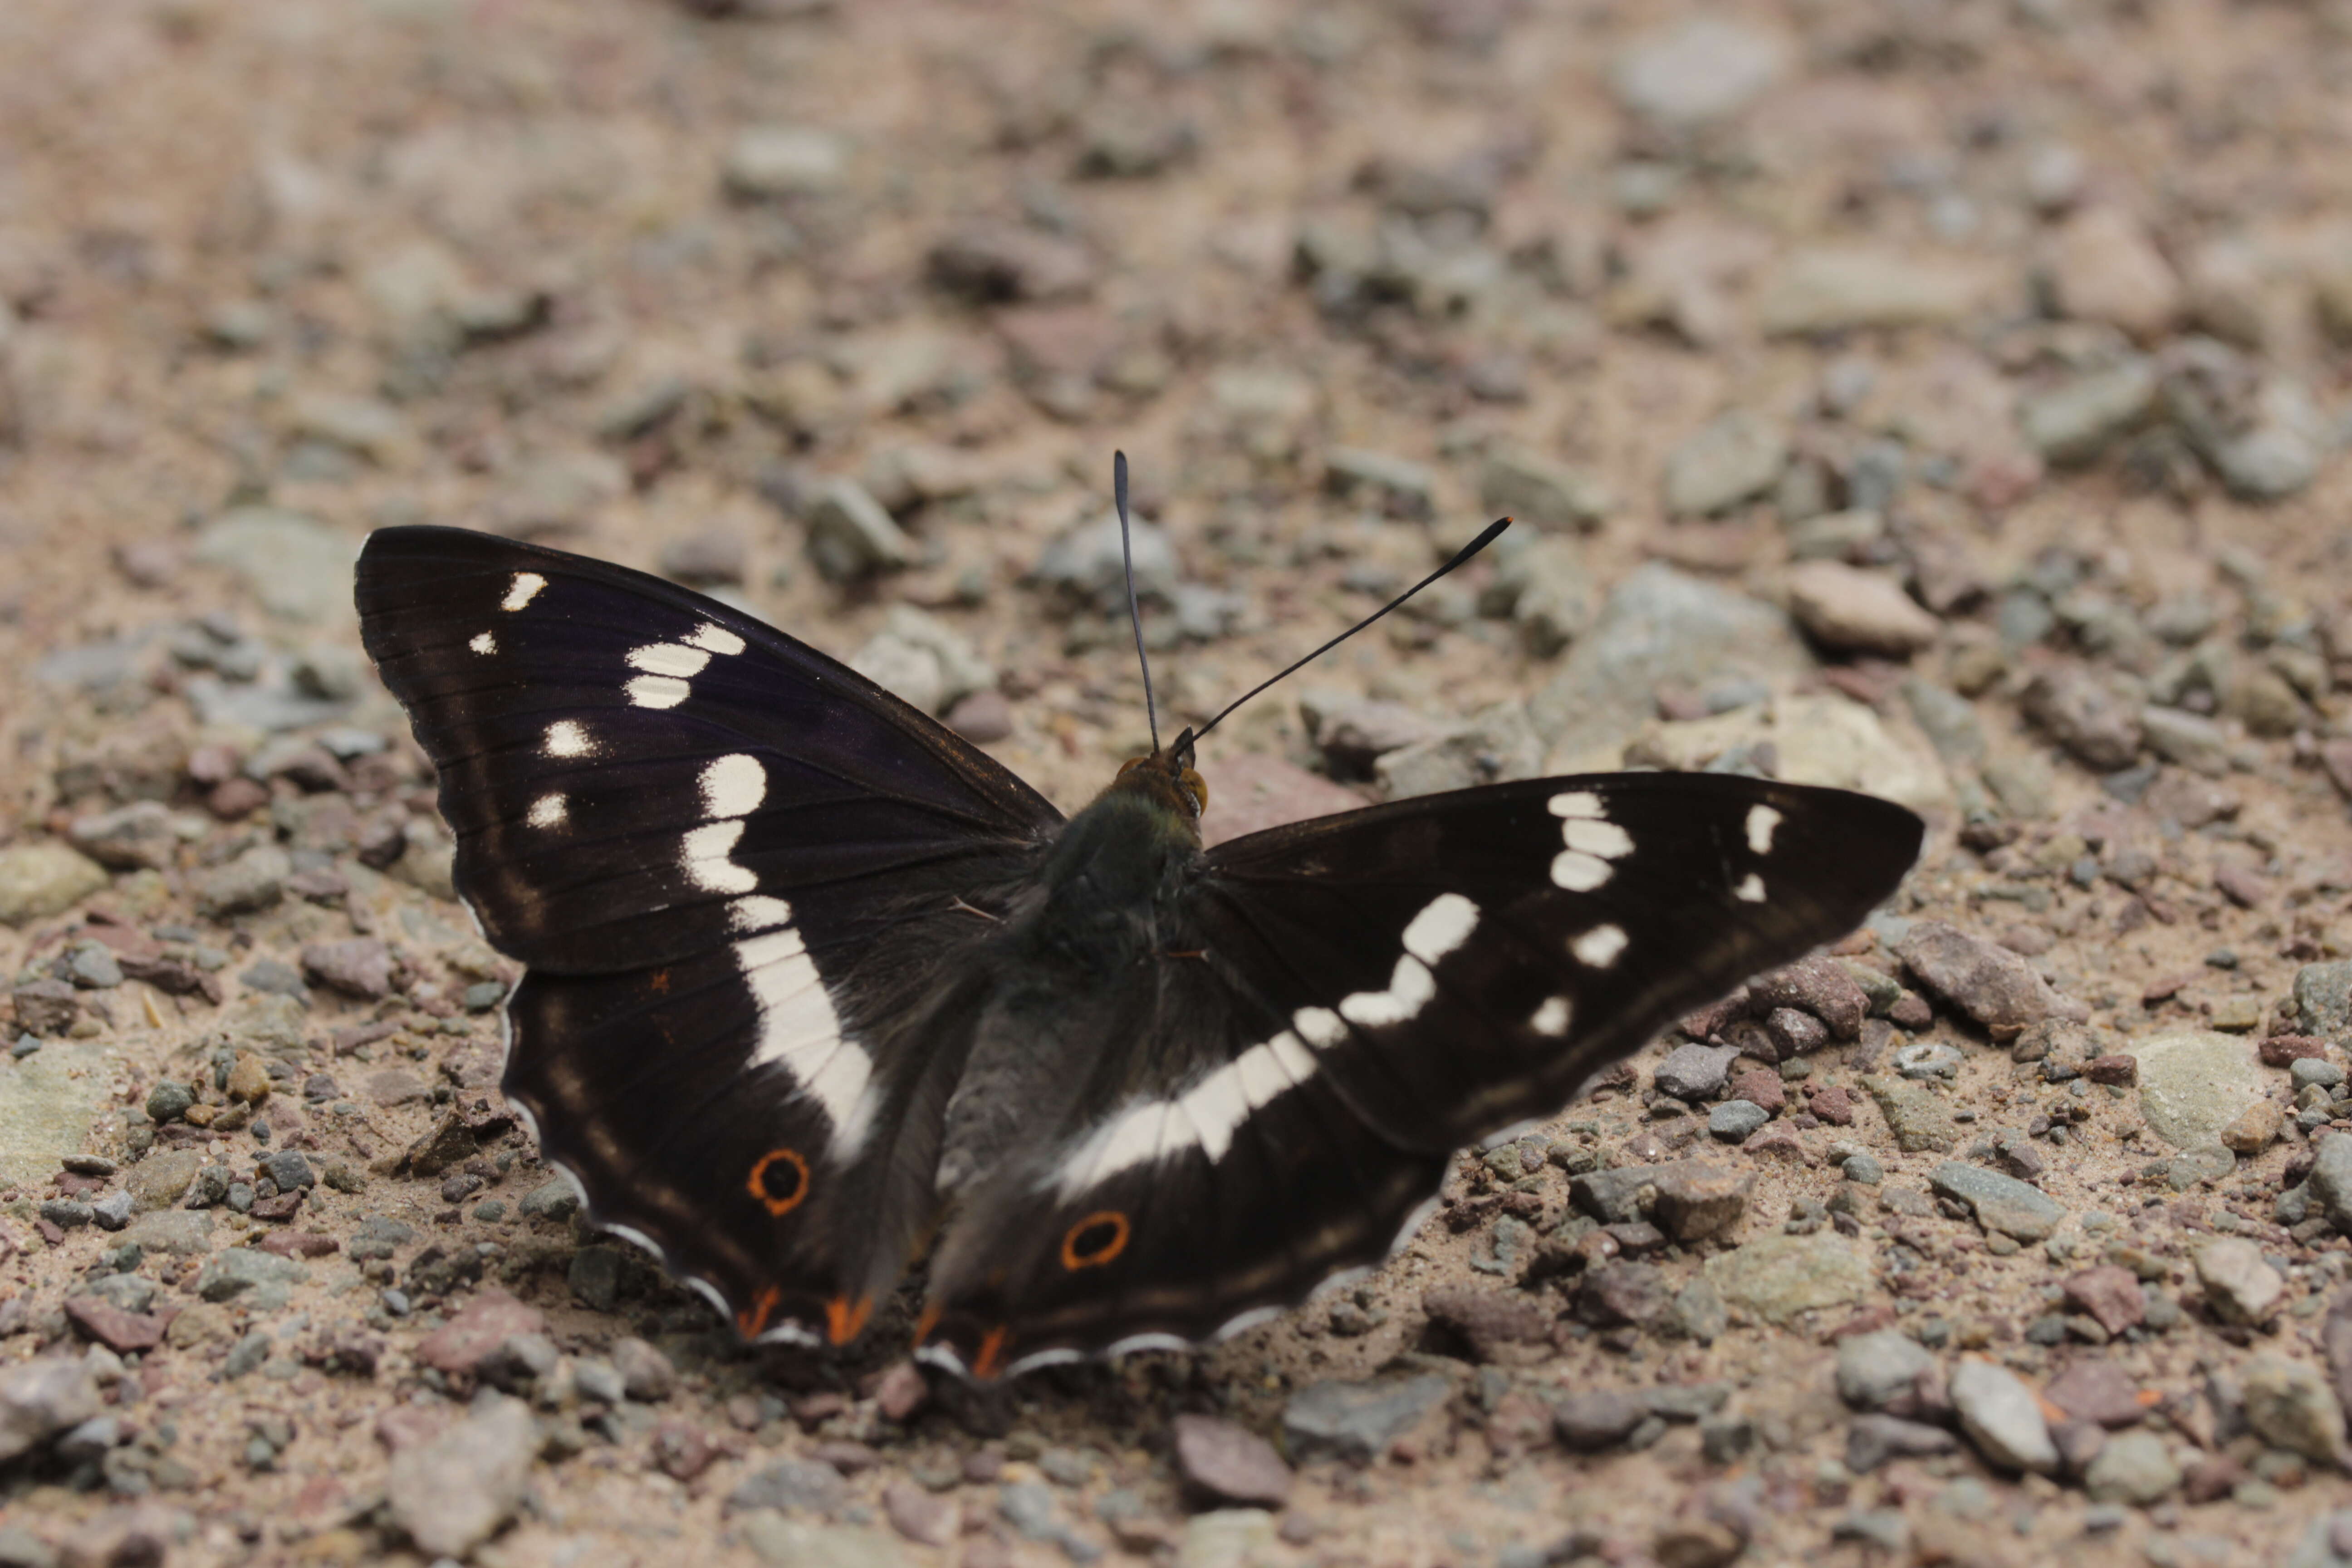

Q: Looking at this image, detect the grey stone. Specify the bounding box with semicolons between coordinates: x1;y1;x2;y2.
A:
568;1245;621;1312
739;1517;914;1568
2196;1238;2284;1326
192;507;358;624
1479;446;1611;533
0;1045;114;1189
2021;665;2143;772
1902;681;1985;768
2019;358;2160;465
2141;706;2230;774
385;1393;537;1558
613;1337;676;1402
1756;247;1988;336
1836;1331;1937;1411
1702;1235;1872;1326
1950;1360;2058;1475
1552;1389;1646;1450
66;802;184;872
194;1248;307;1306
1664;411;1787;516
89;1191;132;1230
8;981;78;1038
849;606;994;718
1656;1043;1738;1101
63;943;122;990
258;1150;314;1191
1530;564;1810;769
1034;507;1176;608
0;1357;102;1463
1863;1075;1959;1154
1894;1041;1965;1081
1846;1414;1957;1473
805;479;913;580
2312;1136;2352;1233
121;1209;213;1256
730;1458;849;1516
1282;1374;1452;1465
125;1150;201;1212
191;844;291;919
0;842;109;926
1496;537;1595;656
2296;962;2352;1042
1786;562;1941;657
1324;447;1436;520
1374;702;1542;800
1177;1511;1276;1568
1928;1162;2066;1242
724;125;848;198
1708;1101;1769;1142
518;1175;582;1222
1611;18;1789;127
2126;1032;2271;1151
2082;1430;2179;1503
2242;1354;2346;1467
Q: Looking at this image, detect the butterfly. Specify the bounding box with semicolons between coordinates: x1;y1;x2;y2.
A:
354;475;1922;1379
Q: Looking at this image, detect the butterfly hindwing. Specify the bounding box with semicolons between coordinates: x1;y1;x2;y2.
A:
356;526;1060;1343
918;773;1921;1375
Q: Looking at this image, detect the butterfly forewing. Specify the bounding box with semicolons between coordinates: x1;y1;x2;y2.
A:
357;526;1060;1342
917;772;1920;1376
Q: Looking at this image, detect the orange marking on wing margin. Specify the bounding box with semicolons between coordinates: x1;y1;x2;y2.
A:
826;1294;872;1346
737;1285;781;1339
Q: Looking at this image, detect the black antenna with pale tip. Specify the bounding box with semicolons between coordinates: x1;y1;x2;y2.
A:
1181;515;1512;756
1114;450;1161;755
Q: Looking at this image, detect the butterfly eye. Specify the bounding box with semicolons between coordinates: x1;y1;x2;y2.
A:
1059;1210;1131;1270
1179;769;1208;815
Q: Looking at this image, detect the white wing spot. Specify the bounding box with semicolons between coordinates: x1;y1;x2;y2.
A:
543;720;593;758
628;642;712;680
626;675;691;709
1547;790;1606;819
1294;1006;1347;1048
1561;816;1634;860
1550;850;1612;892
1401;893;1479;966
1530;995;1572;1036
730;894;793;933
1054;1030;1318;1195
502;572;546;611
681;820;757;894
468;631;496;656
1338;955;1436;1029
699;754;766;819
687;623;746;657
1735;872;1766;903
526;793;567;829
1747;804;1783;855
1571;923;1629;969
739;926;871;1156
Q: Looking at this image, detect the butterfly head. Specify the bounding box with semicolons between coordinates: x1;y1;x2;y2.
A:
1113;730;1207;821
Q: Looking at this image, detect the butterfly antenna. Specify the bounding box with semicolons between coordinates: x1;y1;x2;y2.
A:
1113;450;1161;755
1186;515;1512;749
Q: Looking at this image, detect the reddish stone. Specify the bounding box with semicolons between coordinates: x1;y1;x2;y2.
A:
1749;957;1869;1040
259;1231;339;1259
872;1360;929;1423
2213;863;2268;908
413;1289;546;1378
1807;1085;1857;1126
375;1405;447;1452
250;1188;305;1222
64;1296;167;1352
1197;753;1371;848
652;1419;717;1481
206;776;270;820
1173;1412;1294;1507
1727;1070;1786;1116
2260;1036;2329;1067
2082;1055;2138;1087
883;1479;957;1547
2044;1357;2147;1427
1742;1127;1808;1163
2182;1455;2245;1504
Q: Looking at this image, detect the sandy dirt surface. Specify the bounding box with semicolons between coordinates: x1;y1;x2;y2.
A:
4;0;2352;1564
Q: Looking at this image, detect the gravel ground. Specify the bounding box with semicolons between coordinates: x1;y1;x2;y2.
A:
4;1;2352;1564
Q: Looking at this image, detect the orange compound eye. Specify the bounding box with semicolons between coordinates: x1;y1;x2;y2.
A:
747;1147;810;1215
1059;1210;1131;1271
1179;769;1207;815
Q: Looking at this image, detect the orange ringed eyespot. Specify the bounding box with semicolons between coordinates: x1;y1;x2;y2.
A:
1059;1210;1131;1271
747;1147;810;1216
